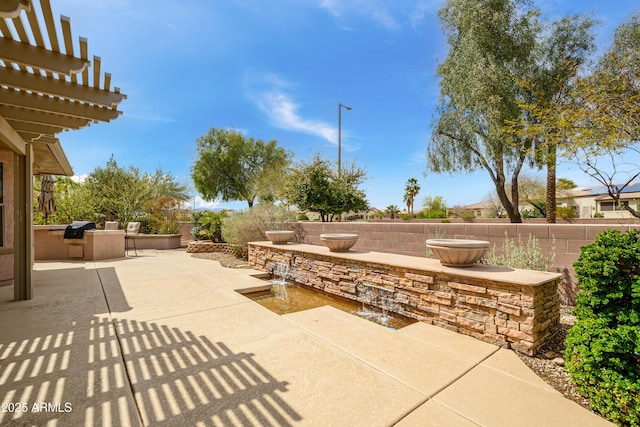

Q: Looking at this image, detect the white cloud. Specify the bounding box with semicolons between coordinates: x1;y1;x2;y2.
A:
319;0;440;30
191;196;220;211
320;0;399;29
245;72;342;146
261;92;337;143
409;149;427;166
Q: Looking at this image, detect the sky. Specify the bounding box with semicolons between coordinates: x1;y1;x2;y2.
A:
44;0;639;211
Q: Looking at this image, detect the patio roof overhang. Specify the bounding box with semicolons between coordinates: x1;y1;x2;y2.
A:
0;0;126;175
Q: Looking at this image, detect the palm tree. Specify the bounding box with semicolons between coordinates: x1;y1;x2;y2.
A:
385;205;400;219
403;178;421;216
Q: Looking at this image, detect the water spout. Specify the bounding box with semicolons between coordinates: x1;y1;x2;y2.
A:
271;263;290;301
355;283;400;326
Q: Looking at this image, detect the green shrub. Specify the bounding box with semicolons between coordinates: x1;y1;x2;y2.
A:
190;211;206;240
400;213;413;221
297;213;310;221
557;206;578;219
221;204;303;258
198;211;226;242
417;209;447;219
521;208;544;219
459;210;475;221
593;212;605;218
565;229;640;426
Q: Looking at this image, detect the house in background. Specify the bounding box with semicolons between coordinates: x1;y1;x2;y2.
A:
0;0;125;299
460;200;499;218
559;183;640;219
461;183;640;220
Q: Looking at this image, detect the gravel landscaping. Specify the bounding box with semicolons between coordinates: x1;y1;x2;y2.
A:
516;306;590;410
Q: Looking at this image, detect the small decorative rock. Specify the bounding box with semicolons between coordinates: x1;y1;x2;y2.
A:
544;351;558;359
553;357;565;367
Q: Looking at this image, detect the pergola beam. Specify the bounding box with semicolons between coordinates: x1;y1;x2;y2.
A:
0;38;89;75
0;113;25;153
0;68;126;107
0;105;90;129
7;119;63;135
0;87;122;121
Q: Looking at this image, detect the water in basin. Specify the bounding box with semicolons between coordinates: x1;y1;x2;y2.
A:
243;282;415;330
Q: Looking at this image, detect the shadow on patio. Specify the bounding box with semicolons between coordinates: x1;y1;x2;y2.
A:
0;265;301;426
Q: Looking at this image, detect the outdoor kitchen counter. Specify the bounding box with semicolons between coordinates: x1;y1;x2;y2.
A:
35;225;125;261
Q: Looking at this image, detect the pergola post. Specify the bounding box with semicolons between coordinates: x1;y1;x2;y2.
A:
13;145;32;301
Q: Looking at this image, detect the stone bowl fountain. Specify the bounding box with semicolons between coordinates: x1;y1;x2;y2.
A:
425;239;490;267
320;233;359;252
265;230;295;244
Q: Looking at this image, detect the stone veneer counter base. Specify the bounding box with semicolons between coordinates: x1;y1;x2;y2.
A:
248;241;562;355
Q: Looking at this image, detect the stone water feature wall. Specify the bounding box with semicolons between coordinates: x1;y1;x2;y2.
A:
249;242;561;356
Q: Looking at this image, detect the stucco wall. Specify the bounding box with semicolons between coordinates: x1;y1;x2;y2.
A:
298;221;636;305
34;227;125;261
130;234;182;250
0;150;14;285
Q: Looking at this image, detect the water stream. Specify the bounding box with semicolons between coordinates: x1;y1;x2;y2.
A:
271;263;290;301
356;283;401;327
245;270;415;329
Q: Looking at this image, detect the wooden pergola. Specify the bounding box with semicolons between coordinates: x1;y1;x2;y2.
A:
0;0;126;299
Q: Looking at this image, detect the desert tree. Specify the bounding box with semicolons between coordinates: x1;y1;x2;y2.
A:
517;12;640;217
286;155;368;222
431;0;595;223
191;127;291;208
510;15;595;222
84;157;187;227
429;0;540;223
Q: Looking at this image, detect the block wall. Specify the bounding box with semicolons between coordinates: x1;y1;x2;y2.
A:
299;222;635;305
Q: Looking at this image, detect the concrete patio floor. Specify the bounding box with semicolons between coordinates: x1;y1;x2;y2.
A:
0;249;613;426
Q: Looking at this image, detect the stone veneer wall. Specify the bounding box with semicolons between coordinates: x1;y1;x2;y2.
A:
298;221;639;305
249;242;561;356
186;241;232;253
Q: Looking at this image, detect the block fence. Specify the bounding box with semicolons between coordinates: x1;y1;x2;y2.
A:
298;221;637;305
249;242;562;356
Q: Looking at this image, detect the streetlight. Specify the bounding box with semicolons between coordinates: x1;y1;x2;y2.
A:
338;102;351;175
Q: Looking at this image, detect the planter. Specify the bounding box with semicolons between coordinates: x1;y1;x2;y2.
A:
265;230;295;244
133;234;183;250
425;239;490;267
320;233;359;252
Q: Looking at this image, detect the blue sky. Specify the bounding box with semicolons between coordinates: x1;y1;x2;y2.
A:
51;0;638;211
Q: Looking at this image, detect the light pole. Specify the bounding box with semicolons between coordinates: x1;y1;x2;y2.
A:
338;102;351;175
